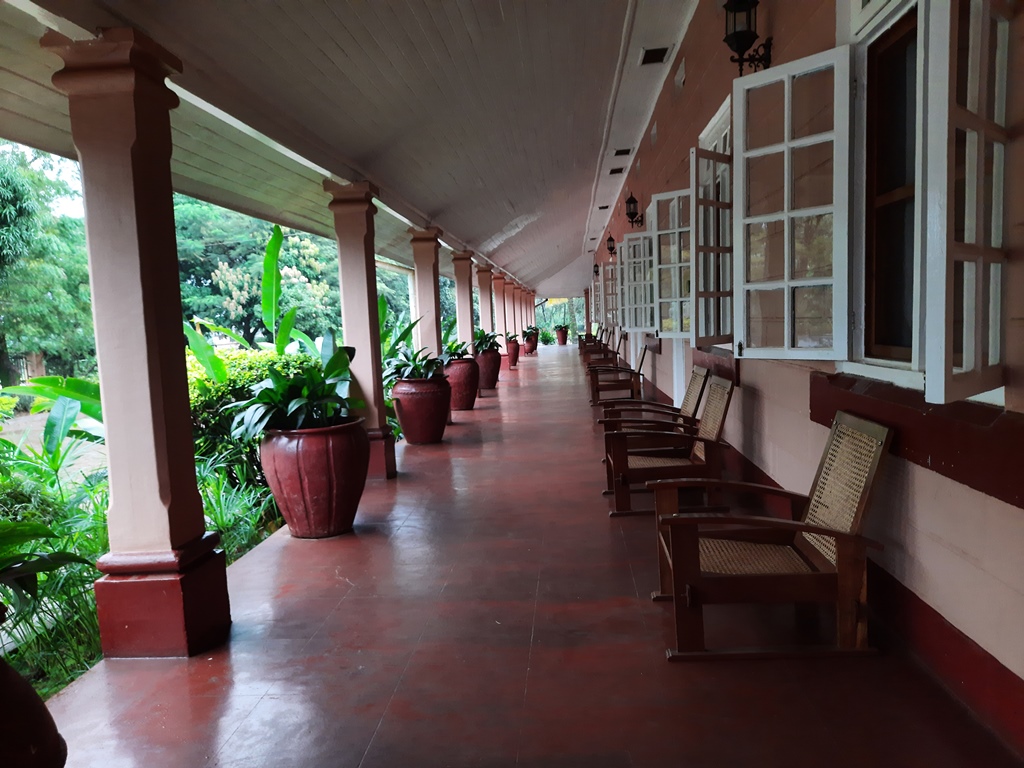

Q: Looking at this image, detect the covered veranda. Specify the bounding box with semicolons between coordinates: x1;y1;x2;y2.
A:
41;348;1019;767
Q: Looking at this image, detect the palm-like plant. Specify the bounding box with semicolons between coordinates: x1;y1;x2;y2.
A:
473;329;502;353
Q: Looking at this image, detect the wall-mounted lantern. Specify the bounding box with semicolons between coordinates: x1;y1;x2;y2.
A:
606;236;616;255
624;192;643;228
723;0;772;75
593;263;600;278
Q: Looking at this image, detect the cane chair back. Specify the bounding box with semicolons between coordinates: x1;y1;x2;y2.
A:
679;366;709;420
691;376;733;463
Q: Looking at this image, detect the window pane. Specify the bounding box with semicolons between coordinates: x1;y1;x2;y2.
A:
988;262;1001;365
747;289;785;348
793;285;833;349
660;302;679;333
657;198;673;229
678;194;690;227
747;151;785;216
747;220;785;282
954;0;973;111
953;260;966;365
791;67;834;139
792;141;833;209
659;267;675;298
953;128;969;243
680;265;691;298
746;80;784;149
792;214;833;279
680;231;691;263
983;140;1003;248
871;200;915;352
659;233;677;265
986;16;1007;125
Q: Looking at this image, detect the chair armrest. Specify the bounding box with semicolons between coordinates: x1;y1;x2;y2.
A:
598;417;694;430
659;514;883;551
645;479;809;505
604;407;693;422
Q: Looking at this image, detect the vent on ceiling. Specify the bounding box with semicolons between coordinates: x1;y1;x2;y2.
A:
598;205;609;210
609;167;625;175
589;237;597;241
613;148;631;157
640;46;670;66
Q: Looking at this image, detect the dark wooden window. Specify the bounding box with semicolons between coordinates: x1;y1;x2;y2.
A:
865;10;917;362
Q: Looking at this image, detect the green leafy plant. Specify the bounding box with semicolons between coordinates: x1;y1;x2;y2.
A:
505;332;518;344
195;454;279;563
523;325;539;339
0;520;91;625
382;344;445;390
539;329;556;345
554;324;570;332
228;348;361;441
440;317;470;362
473;328;502;353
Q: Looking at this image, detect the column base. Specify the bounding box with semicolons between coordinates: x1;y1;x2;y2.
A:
95;533;230;658
367;428;397;479
500;353;511;370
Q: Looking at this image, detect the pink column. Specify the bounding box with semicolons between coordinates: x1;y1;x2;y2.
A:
43;28;229;658
410;227;443;357
476;266;494;334
505;282;517;339
451;250;475;347
492;274;508;353
584;289;593;333
324;180;396;480
512;285;523;336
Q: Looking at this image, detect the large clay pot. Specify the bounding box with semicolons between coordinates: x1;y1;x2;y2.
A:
556;328;568;345
445;358;480;410
392;376;451;444
0;657;67;767
506;339;520;368
476;349;501;389
260;418;370;538
524;334;538;354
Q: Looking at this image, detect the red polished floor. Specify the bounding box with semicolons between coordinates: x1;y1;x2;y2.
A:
47;345;1021;767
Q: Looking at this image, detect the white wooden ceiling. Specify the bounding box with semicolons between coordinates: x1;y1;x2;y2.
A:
4;0;696;295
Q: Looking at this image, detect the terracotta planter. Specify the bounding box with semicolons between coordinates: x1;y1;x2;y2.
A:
260;418;370;538
506;340;520;368
524;335;538;354
445;358;480;410
0;657;68;767
556;329;568;345
476;349;501;389
393;376;451;444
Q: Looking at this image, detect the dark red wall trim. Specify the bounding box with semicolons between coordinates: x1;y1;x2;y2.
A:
692;347;741;385
868;562;1024;759
809;372;1023;509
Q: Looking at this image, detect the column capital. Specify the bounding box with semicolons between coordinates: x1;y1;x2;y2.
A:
324;179;379;211
42;28;181;101
409;225;443;243
451;249;474;263
475;264;492;275
492;273;507;286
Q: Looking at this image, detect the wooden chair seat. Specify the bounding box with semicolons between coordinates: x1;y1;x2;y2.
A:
699;539;812;575
628;454;693;470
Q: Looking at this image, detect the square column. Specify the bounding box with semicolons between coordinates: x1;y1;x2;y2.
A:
452;250;475;348
43;29;229;658
492;274;508;353
476;266;494;334
410;227;443;357
584;289;592;332
504;282;517;339
324;180;396;479
513;285;524;336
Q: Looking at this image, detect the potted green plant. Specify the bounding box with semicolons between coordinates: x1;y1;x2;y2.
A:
383;345;450;444
0;520;91;768
473;329;503;389
441;340;480;411
505;332;520;368
554;324;570;345
229;348;369;538
523;325;539;355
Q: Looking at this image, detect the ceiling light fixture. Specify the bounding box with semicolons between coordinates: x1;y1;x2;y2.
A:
723;0;772;75
624;192;643;228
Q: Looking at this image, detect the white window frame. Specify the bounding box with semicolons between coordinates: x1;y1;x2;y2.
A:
733;45;853;360
649;188;693;339
691;135;734;347
619;232;656;333
837;0;1008;405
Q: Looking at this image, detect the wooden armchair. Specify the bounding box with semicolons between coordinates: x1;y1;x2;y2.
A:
598;366;709;429
603;375;734;516
578;327;606;353
583;332;624;366
588;346;646;405
649;411;892;660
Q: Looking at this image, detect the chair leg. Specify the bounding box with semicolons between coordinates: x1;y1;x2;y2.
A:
667;525;705;658
652;526;672;602
604;454;615;492
836;549;869;651
610;473;631;515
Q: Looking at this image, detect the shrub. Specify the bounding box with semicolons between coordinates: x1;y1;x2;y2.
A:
0;394;16;422
539;329;556;345
187;348;317;485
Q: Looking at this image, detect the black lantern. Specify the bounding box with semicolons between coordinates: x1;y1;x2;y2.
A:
723;0;772;75
605;235;616;255
624;192;643;228
593;263;600;278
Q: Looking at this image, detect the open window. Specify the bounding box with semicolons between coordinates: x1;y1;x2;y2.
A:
692;147;734;346
733;46;852;360
603;259;618;329
650;189;692;338
923;0;1009;403
620;232;656;332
